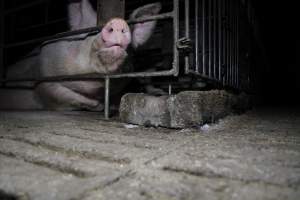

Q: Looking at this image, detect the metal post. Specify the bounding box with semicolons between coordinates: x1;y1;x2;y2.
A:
168;84;172;95
0;0;4;86
184;0;190;74
213;0;217;79
104;76;110;119
208;0;212;77
218;0;222;81
195;0;199;73
202;0;206;75
173;0;180;76
97;0;125;26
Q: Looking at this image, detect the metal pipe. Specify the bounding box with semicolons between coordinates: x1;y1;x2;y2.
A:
0;0;4;86
218;0;222;81
0;69;177;83
104;76;110;119
202;0;206;75
173;0;180;76
3;12;174;49
208;0;212;77
195;0;199;73
184;0;190;74
213;0;217;79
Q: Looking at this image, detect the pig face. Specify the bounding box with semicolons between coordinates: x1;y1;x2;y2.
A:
100;18;131;57
91;18;131;71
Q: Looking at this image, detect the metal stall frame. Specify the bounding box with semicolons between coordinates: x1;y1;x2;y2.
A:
0;0;258;119
0;0;180;119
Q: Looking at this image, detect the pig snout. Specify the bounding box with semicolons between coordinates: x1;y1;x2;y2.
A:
100;18;131;50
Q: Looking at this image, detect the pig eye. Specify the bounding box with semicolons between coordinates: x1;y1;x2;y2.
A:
122;29;126;33
108;28;114;33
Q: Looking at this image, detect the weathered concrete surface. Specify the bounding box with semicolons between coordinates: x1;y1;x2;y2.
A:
119;90;250;128
0;107;300;200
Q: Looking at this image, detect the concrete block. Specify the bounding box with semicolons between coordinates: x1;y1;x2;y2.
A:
119;90;250;128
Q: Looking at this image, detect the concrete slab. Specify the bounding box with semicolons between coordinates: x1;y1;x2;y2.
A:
0;108;299;199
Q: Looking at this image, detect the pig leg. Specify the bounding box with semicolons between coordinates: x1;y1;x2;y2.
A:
35;83;102;110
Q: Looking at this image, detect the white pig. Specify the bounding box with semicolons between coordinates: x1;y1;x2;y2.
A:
0;1;162;110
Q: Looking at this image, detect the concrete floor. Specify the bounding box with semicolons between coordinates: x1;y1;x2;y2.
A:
0;107;299;200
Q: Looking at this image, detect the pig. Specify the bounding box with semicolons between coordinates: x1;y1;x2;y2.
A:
0;1;162;110
67;0;166;95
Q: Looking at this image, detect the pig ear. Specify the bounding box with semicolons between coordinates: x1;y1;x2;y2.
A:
68;0;97;30
130;2;162;49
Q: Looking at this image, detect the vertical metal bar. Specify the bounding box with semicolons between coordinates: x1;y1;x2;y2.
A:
213;0;217;79
0;0;4;86
173;0;180;76
195;0;199;73
222;0;226;85
208;0;211;77
202;0;206;75
234;0;237;87
97;0;125;26
104;76;110;119
218;0;222;81
236;1;240;88
168;84;172;95
229;0;234;86
184;0;190;74
226;0;229;85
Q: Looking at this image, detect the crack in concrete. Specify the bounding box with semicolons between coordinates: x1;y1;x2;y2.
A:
162;166;295;189
0;151;90;178
0;136;131;165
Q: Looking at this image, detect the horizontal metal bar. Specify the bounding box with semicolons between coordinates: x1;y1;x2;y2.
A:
0;69;177;84
2;12;174;49
2;27;102;49
4;0;47;15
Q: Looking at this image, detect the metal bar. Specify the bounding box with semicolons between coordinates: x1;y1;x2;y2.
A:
226;0;229;85
202;0;206;75
0;0;4;86
184;0;190;74
213;0;217;79
218;0;222;81
230;0;233;86
3;27;102;49
98;0;125;26
236;2;240;88
3;12;174;49
104;76;110;119
4;0;47;15
0;69;177;83
173;0;180;76
208;0;212;77
195;0;199;73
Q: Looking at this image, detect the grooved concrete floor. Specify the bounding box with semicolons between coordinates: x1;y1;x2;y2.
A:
0;108;299;200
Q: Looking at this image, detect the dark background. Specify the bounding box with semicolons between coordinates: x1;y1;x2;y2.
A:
253;1;300;105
